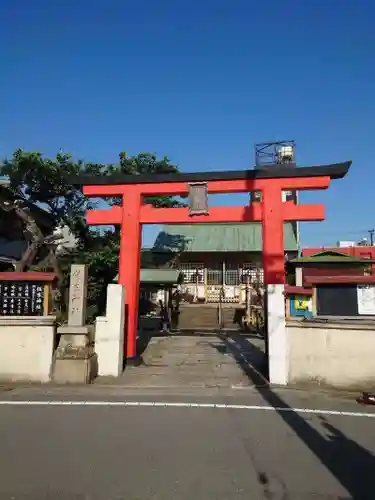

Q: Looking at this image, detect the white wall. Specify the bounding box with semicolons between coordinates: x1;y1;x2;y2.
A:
287;320;375;389
95;284;125;377
0;317;56;382
267;284;288;385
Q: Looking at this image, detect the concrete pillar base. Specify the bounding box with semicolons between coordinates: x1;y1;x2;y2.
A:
57;325;94;348
52;345;98;384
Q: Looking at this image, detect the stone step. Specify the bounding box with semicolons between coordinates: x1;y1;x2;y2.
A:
175;305;245;330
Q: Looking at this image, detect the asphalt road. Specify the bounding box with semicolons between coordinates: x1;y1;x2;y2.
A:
0;387;375;499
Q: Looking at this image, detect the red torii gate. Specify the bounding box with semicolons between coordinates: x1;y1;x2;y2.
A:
73;161;351;363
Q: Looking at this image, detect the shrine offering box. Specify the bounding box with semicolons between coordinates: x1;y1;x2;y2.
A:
0;272;57;316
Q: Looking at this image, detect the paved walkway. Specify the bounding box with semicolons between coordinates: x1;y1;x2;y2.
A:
97;332;267;388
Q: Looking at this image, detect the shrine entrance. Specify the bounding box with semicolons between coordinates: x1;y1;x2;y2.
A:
73;160;351;384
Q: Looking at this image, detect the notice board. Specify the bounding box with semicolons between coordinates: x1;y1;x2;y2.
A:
0;281;45;316
316;284;359;316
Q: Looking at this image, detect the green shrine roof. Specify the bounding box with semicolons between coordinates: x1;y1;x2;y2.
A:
114;268;180;284
153;223;298;253
289;250;375;266
139;268;179;284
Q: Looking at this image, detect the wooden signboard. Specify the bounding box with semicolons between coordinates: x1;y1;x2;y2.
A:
0;272;57;316
0;282;44;316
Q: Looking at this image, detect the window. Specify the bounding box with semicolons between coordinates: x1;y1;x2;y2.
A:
225;270;240;286
179;262;204;284
241;263;264;284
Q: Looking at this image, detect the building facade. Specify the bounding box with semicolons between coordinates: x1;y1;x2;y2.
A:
301;246;375;283
152;222;298;303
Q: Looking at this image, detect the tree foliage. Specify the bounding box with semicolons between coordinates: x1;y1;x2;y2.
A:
0;149;182;321
107;151;184;208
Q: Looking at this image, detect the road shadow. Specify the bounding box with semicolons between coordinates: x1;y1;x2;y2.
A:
212;332;268;384
213;333;375;500
136;328;264;362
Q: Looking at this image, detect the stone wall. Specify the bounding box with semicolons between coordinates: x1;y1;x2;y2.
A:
0;316;55;382
287;318;375;389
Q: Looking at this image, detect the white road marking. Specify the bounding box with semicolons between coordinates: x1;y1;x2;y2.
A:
0;400;374;417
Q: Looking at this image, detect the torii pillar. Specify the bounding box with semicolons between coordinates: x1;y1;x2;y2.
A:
76;161;351;383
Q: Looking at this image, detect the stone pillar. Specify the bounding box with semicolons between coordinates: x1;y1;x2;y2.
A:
95;284;125;377
68;264;88;326
58;264;92;348
267;284;288;385
53;264;97;383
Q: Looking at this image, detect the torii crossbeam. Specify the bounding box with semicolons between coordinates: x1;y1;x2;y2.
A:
71;161;351;362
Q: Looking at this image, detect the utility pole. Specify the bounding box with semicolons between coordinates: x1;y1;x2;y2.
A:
368;229;374;246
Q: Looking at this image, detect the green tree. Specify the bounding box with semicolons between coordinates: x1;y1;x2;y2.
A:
0;149;107;241
107;151;184;208
0;149;182;321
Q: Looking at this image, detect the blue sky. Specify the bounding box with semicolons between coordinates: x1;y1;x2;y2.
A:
1;0;374;248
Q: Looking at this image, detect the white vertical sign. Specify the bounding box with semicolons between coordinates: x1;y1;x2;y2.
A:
357;285;375;315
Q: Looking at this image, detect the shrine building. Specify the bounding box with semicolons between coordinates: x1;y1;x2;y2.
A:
151;222;298;303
